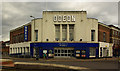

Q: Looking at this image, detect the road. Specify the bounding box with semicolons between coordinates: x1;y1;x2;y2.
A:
11;58;119;69
1;57;120;71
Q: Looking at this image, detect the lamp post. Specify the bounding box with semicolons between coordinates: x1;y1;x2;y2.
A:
30;16;39;60
30;16;35;30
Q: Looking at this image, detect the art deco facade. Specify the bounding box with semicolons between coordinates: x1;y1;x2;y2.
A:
9;11;119;58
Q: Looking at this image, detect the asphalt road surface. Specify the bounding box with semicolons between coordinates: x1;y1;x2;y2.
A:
12;58;119;70
1;57;120;71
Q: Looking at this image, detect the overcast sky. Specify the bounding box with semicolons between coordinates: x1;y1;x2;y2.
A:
1;1;120;41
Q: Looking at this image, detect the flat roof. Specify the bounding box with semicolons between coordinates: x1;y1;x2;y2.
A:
43;10;87;13
10;22;31;32
98;22;110;28
108;25;120;30
43;10;86;12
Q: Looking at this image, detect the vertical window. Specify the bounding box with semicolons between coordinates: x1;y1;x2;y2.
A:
21;47;22;54
19;47;21;53
91;30;95;41
100;48;102;57
89;47;96;56
103;48;107;56
62;25;67;41
118;32;119;36
116;31;117;36
10;48;12;54
27;47;29;53
103;32;106;42
18;48;19;53
55;25;60;41
114;31;116;36
24;47;25;54
69;25;74;41
35;30;38;41
13;48;14;53
16;48;17;54
113;30;114;36
33;48;36;56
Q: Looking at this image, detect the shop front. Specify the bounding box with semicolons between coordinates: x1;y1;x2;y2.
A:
99;42;112;58
30;42;99;58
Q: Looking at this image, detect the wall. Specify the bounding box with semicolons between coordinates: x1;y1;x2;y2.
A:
9;42;31;54
98;23;110;43
10;24;31;44
31;11;98;42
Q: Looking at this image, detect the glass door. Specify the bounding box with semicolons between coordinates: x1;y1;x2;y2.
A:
33;48;36;57
54;48;74;57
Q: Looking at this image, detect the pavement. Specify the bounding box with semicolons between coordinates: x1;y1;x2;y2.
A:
11;57;119;62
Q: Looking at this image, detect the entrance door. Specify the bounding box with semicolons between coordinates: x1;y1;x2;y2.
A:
33;48;36;57
103;48;107;57
54;48;74;57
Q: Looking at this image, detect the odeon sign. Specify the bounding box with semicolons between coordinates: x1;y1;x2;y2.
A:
53;15;75;22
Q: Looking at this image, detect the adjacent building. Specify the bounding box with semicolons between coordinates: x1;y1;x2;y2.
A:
9;11;119;58
0;41;10;56
10;23;31;56
98;22;113;57
109;25;120;57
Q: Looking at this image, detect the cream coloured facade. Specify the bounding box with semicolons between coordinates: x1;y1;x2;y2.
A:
31;11;98;42
9;42;31;54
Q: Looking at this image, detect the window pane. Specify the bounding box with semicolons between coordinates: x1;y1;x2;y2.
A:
69;25;74;41
55;25;60;41
65;50;67;53
58;54;60;56
55;50;57;53
89;47;96;56
103;32;106;42
55;54;57;56
91;30;95;41
58;50;60;53
62;25;67;41
35;30;38;41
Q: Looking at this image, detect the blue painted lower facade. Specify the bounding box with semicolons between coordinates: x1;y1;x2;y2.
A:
30;42;99;58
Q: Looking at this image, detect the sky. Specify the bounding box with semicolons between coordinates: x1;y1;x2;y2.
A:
1;0;120;41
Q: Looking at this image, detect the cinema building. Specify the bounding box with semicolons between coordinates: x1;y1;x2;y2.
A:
9;11;114;58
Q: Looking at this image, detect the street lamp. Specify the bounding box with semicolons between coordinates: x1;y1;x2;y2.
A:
30;16;35;19
30;16;35;30
30;16;39;60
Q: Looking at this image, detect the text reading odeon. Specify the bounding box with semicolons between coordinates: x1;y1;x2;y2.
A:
53;15;75;22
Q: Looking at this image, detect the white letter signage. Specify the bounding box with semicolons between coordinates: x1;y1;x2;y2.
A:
54;15;57;22
58;15;62;22
53;15;75;22
63;15;66;22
